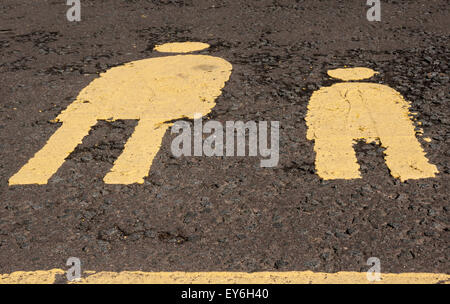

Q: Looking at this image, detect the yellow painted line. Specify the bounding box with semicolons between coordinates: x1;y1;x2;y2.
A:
0;270;448;284
305;67;438;182
9;42;233;185
0;269;65;284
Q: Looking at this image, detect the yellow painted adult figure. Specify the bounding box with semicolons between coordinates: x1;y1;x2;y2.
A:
9;42;233;185
305;67;438;182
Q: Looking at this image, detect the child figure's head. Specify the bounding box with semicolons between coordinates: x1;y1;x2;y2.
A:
153;42;210;53
328;67;378;81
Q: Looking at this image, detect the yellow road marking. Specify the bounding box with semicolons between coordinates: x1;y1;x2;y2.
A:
9;42;233;185
154;41;210;53
0;269;65;284
103;120;170;184
0;270;448;284
306;67;438;182
327;67;378;81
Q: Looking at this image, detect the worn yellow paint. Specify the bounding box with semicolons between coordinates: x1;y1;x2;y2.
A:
9;42;232;185
0;269;65;284
154;42;210;53
327;67;378;81
0;270;448;284
306;68;438;182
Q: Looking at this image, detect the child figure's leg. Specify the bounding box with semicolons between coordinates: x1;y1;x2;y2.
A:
313;137;361;180
9;117;98;185
380;135;438;181
103;119;170;184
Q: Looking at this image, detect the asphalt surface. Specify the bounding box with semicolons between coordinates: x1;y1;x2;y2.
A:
0;0;449;275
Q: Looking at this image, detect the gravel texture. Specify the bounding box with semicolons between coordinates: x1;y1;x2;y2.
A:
0;0;448;274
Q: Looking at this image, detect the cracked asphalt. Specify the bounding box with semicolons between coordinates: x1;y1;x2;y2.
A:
0;0;448;275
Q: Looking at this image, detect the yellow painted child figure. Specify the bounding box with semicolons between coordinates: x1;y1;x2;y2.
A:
9;42;233;185
305;67;438;182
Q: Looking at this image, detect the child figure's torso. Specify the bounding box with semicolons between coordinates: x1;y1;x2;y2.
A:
57;54;233;122
307;82;414;142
